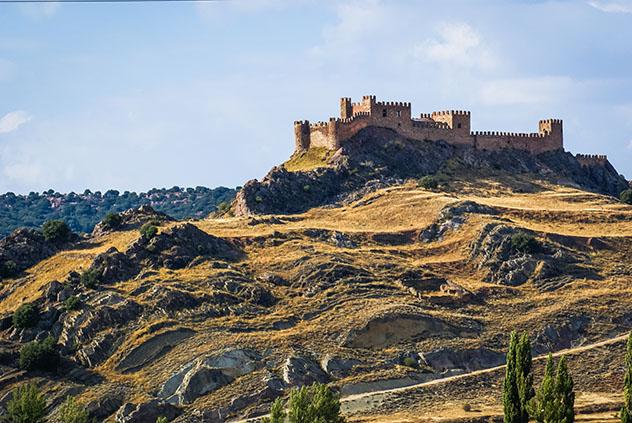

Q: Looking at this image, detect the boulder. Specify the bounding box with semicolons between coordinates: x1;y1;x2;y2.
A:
88;247;139;284
158;348;261;405
115;328;196;373
282;355;328;387
421;348;505;373
320;355;361;378
115;399;181;423
0;228;57;277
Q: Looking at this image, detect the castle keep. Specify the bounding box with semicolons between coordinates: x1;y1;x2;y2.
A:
294;95;564;154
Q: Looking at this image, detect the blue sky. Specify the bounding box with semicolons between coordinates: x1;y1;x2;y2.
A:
0;0;631;193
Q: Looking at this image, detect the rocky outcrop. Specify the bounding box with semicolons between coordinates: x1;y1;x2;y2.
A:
320;355;361;379
115;328;196;373
343;312;478;349
420;201;499;243
115;399;181;423
126;223;243;270
282;355;328;387
158;349;261;405
422;348;505;373
235;127;628;216
0;228;57;277
88;247;139;284
92;205;173;237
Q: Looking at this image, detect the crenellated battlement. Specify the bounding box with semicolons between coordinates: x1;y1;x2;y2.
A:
575;153;609;168
295;95;565;154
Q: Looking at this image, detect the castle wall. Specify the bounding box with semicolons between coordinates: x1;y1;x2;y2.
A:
575;154;608;167
295;96;564;155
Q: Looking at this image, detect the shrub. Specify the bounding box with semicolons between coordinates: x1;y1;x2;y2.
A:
156;417;169;423
140;222;158;239
463;403;472;412
286;383;344;423
262;398;285;423
102;212;122;229
13;303;40;329
418;175;439;190
0;259;18;278
7;383;46;423
510;232;540;254
80;269;100;289
621;189;632;205
255;195;263;203
303;184;311;192
42;220;72;244
402;357;418;368
59;395;90;423
19;336;60;371
63;296;81;311
217;201;231;213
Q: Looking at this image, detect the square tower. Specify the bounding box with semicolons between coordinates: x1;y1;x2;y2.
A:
431;110;471;136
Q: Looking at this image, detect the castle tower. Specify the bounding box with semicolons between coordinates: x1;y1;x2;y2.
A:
340;97;353;119
431;110;471;136
538;119;563;149
294;120;311;151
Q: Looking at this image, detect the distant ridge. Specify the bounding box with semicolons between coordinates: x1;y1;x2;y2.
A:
0;186;237;237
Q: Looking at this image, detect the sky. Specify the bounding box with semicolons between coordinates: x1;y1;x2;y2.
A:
0;0;631;194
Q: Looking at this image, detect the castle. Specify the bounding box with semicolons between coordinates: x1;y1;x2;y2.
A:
294;95;564;155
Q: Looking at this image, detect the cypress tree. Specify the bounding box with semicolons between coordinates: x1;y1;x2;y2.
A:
516;332;534;423
528;353;557;423
621;333;632;423
504;331;521;423
555;356;575;423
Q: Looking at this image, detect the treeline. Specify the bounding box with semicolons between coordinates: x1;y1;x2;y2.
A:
0;186;237;237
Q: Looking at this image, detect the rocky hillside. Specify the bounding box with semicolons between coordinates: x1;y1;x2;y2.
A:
235;127;628;216
0;130;631;422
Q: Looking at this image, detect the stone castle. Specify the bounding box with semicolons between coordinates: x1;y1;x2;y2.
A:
294;95;564;155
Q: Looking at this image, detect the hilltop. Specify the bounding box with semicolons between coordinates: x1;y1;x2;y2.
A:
0;106;631;422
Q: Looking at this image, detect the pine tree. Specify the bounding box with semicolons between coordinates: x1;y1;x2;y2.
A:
621;333;632;423
504;331;521;423
555;356;575;423
7;383;46;423
516;332;534;423
262;397;286;423
528;354;556;422
59;395;90;423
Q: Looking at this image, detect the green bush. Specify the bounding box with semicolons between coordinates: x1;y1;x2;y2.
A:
0;259;18;278
63;296;81;311
140;222;158;239
262;397;285;423
80;269;100;289
302;185;311;192
402;357;418;368
7;383;46;423
156;417;169;423
13;303;40;329
621;189;632;205
102;212;122;229
418;175;439;190
217;201;232;214
287;383;344;423
510;231;540;254
19;336;60;371
42;220;72;244
59;395;91;423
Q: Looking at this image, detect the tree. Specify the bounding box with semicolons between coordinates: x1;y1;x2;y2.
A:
528;354;557;422
510;232;540;254
504;332;521;423
504;331;533;423
623;333;632;423
555;356;574;423
139;222;158;239
102;212;122;229
262;397;286;423
418;175;439;190
19;336;60;371
620;189;632;205
13;303;40;329
516;332;534;422
59;395;90;423
42;220;72;244
7;383;46;423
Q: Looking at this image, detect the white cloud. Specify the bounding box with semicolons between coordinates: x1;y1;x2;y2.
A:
0;111;32;134
414;22;498;71
588;0;632;13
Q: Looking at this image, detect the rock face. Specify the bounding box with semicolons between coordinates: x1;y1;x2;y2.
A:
422;348;505;373
282;355;329;387
116;328;196;373
88;247;140;284
115;399;181;423
158;349;261;405
234;127;628;216
343;312;478;349
0;228;57;277
420;201;499;243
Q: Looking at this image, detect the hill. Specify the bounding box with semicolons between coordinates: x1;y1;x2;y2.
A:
0;186;237;237
0;128;631;422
